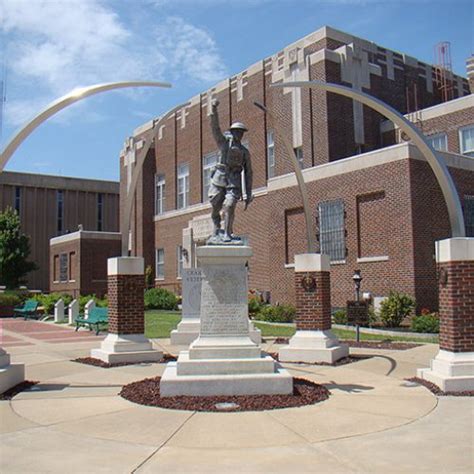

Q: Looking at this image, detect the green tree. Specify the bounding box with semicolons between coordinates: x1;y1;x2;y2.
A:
0;207;38;289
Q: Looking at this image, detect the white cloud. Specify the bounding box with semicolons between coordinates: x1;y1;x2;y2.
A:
1;0;227;126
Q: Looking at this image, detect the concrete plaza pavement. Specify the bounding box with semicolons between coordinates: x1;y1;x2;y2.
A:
0;318;473;473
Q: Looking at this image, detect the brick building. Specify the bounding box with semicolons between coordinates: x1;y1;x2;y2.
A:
0;171;119;291
122;25;474;311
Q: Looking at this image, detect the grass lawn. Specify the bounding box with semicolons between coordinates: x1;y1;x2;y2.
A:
144;312;438;344
145;310;181;338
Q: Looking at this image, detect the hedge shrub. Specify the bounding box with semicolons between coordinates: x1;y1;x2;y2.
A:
332;309;347;325
411;313;440;333
379;291;415;328
257;304;296;323
248;296;262;315
0;292;21;308
33;293;73;314
144;288;178;311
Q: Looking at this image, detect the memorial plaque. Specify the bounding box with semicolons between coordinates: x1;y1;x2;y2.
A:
182;268;203;319
191;214;214;241
200;265;249;336
346;301;369;326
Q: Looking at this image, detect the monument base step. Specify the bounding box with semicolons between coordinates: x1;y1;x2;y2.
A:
91;348;162;364
417;367;474;392
170;330;199;346
176;351;276;375
279;345;349;364
0;364;25;394
160;362;293;397
189;336;261;360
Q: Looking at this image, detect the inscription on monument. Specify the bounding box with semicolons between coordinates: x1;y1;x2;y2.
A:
200;265;249;336
182;268;203;319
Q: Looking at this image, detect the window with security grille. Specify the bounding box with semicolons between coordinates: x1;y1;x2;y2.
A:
318;199;346;261
465;195;474;237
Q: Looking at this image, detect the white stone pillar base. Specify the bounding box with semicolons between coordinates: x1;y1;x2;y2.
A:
0;350;25;394
91;334;162;364
279;330;349;364
170;319;200;345
417;350;474;392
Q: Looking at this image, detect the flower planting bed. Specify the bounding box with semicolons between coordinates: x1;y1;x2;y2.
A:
0;381;39;400
120;376;330;412
72;354;176;368
274;337;420;350
406;377;474;397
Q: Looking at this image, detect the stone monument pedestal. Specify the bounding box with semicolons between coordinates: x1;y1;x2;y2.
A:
279;254;348;364
417;238;474;391
161;245;292;397
91;257;162;364
0;348;24;394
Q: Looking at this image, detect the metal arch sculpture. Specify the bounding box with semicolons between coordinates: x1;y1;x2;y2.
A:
271;80;466;238
0;81;171;172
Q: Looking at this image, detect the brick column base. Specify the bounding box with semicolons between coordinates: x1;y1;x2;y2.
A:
417;238;474;392
279;254;348;364
91;257;162;364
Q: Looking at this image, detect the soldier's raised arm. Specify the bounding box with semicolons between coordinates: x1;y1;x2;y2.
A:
210;99;227;150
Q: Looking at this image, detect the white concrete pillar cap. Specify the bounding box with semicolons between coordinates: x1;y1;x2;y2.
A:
295;253;330;272
436;238;474;263
108;256;144;275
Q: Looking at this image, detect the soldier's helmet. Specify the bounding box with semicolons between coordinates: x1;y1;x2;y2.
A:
229;122;248;132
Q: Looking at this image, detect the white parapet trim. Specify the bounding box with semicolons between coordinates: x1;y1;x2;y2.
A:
436;238;474;263
50;230;122;245
108;257;144;276
295;253;330;272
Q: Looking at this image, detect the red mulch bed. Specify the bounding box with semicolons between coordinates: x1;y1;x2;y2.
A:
274;337;420;350
268;352;372;366
72;354;177;368
0;381;39;400
120;376;330;412
406;377;474;397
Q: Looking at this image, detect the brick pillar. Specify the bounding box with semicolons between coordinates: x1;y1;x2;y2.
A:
279;254;348;364
91;257;162;364
417;238;474;392
294;267;331;331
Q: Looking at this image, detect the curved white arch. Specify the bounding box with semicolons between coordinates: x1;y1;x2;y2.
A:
0;81;171;172
272;80;466;238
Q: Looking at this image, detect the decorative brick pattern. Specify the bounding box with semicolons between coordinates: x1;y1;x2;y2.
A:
107;274;145;335
438;260;474;353
294;271;331;331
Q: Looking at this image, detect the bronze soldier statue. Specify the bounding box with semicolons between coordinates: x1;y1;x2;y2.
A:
208;98;253;243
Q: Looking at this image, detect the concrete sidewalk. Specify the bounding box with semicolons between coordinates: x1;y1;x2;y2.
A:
0;322;472;473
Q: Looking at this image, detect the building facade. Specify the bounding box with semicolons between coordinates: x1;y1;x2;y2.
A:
0;171;120;291
122;26;474;311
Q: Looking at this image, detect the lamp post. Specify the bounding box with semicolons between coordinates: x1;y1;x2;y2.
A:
352;269;362;342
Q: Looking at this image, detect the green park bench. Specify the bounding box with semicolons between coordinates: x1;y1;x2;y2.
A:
13;299;39;320
75;307;109;335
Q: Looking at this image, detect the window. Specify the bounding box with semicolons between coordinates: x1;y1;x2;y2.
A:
14;187;21;214
177;164;189;209
59;253;68;283
464;195;474;237
318;199;346;262
156;248;165;280
459;126;474;157
97;193;103;231
57;190;64;234
427;133;448;152
294;147;304;168
267;130;275;178
203;152;218;201
155;174;165;215
177;245;184;278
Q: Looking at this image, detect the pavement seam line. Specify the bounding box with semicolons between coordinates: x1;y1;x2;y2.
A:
131;411;197;473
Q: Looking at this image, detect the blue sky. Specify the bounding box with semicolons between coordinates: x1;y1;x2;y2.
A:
1;0;472;181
